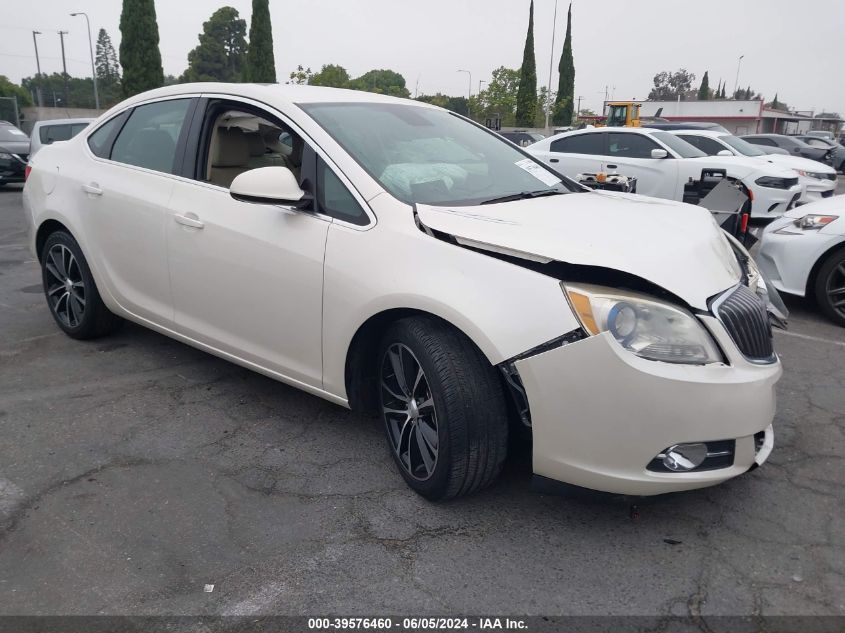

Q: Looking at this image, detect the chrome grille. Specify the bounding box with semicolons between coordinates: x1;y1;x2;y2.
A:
712;284;775;362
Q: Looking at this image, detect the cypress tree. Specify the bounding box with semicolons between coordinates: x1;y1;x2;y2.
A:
245;0;276;83
515;1;537;127
697;71;709;100
119;0;164;97
553;3;574;126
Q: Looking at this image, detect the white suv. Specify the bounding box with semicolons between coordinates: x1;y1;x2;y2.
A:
529;127;804;218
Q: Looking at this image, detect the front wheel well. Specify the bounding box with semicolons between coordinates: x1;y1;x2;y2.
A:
35;220;72;262
806;241;845;301
345;309;491;414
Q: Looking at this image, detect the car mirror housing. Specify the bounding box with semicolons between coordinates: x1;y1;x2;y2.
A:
651;148;669;159
717;149;733;157
229;166;310;208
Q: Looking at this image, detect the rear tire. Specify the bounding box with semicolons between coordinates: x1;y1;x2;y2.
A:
41;231;123;339
814;247;845;327
377;317;509;500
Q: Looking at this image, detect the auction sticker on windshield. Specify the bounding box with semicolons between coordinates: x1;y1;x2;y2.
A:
515;158;561;187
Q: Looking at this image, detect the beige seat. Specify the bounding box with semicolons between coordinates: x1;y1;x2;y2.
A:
209;127;251;188
245;131;285;169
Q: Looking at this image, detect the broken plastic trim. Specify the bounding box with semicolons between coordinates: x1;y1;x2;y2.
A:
504;328;588;364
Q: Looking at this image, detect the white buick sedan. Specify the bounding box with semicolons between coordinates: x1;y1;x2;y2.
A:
23;84;781;499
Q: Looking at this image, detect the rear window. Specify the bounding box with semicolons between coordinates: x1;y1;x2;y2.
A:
550;133;605;155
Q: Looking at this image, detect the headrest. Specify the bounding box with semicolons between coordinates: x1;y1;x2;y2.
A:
245;132;266;157
212;127;250;168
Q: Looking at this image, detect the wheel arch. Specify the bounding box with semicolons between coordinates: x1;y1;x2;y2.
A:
35;219;74;262
806;239;845;300
344;307;497;413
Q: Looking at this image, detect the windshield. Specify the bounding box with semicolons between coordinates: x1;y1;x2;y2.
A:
650;131;707;158
300;102;575;206
0;126;28;142
720;135;766;156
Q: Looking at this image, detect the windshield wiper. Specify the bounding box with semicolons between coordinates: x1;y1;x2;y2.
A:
479;189;566;205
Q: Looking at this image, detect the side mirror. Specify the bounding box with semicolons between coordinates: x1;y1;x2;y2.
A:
651;148;669;159
717;149;734;157
229;166;311;208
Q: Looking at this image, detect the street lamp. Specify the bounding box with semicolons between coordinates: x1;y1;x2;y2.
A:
457;69;472;118
544;0;560;130
733;55;744;98
32;31;43;107
70;12;100;110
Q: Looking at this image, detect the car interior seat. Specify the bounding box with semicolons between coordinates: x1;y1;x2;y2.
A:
209;127;252;188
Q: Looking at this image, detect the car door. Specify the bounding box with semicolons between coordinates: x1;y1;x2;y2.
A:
534;131;606;179
165;97;330;389
605;132;677;199
80;97;195;325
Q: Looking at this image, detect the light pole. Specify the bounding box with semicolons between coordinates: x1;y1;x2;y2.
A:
70;12;100;111
733;55;744;98
457;69;472;118
544;0;560;131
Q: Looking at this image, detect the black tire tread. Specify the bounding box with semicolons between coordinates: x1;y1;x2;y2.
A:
382;316;508;500
814;246;845;327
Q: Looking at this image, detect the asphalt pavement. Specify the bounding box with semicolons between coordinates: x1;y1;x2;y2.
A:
0;184;843;617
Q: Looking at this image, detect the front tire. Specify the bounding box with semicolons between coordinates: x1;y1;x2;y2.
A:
814;247;845;327
41;231;123;339
377;317;509;500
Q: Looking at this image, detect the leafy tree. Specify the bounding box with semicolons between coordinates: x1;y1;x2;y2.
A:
553;3;574;126
288;65;313;85
95;29;121;83
163;74;181;86
310;64;351;88
0;75;33;108
245;0;276;82
22;73;97;108
119;0;164;97
416;94;469;116
348;69;410;97
647;68;695;100
697;71;710;100
182;7;247;83
515;0;537;127
733;85;761;100
578;107;597;117
534;86;555;127
472;66;520;127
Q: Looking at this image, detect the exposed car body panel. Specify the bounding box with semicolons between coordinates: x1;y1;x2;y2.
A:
417;192;742;311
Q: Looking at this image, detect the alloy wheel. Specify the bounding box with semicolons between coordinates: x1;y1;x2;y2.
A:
380;343;439;481
826;261;845;319
44;244;86;328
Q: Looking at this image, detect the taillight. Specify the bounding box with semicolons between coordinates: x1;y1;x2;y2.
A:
740;212;749;234
24;165;31;181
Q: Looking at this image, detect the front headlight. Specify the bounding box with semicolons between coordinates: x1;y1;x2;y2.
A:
755;176;792;189
775;214;838;233
563;283;723;365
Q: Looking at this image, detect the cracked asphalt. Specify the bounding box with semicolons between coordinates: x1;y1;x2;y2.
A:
0;184;843;617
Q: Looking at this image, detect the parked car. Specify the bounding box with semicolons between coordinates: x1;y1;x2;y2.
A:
0;120;30;187
758;197;845;326
499;131;545;147
670;130;837;204
29;118;94;156
804;130;835;141
794;135;845;173
529;127;803;218
742;134;833;165
644;121;731;134
24;83;782;499
646;123;786;155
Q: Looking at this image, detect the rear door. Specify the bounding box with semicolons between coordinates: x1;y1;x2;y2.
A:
533;132;606;179
605;132;678;199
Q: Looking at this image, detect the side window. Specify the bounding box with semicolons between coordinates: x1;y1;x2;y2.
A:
680;135;724;156
550;133;605;155
607;133;660;158
70;123;89;137
111;99;191;174
748;137;775;147
87;113;127;158
317;157;368;226
40;124;73;145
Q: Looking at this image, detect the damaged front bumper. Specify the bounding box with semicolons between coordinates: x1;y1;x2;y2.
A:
510;320;781;496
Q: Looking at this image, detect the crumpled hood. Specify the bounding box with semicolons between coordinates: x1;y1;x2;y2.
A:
417;191;742;310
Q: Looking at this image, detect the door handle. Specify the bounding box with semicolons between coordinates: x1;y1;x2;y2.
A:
606;164;618;169
174;214;204;229
550;158;559;163
82;183;103;196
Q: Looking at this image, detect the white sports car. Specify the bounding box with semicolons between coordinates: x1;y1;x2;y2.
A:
23;83;782;499
758;197;845;326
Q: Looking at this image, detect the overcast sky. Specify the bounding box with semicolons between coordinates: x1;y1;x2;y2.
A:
2;0;843;114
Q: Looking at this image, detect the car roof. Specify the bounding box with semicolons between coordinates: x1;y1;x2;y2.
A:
667;129;726;138
117;82;432;110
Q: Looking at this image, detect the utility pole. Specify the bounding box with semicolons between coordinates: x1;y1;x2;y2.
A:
32;31;43;107
733;55;744;98
576;95;582;117
58;31;69;107
544;0;560;131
